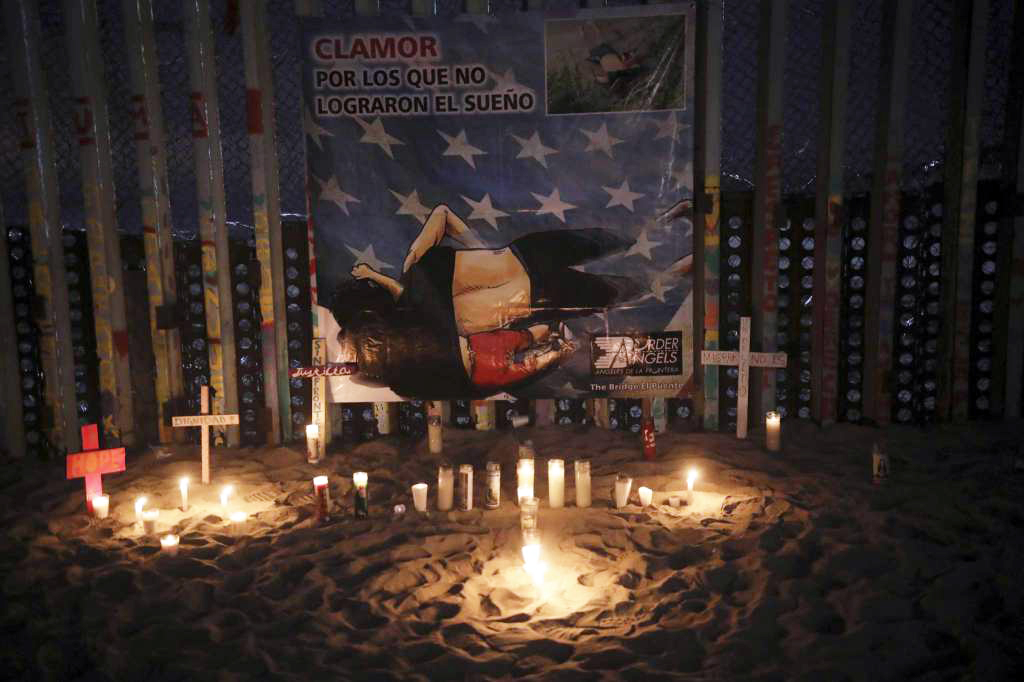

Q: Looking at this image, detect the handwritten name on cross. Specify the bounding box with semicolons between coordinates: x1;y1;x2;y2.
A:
171;385;239;484
66;424;125;512
701;317;788;439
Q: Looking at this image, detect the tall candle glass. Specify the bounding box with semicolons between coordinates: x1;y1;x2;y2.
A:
614;474;633;509
352;472;368;519
517;457;535;503
437;463;454;511
574;459;592;508
411;483;428;512
548;459;565;508
313;475;331;523
765;411;781;452
520;496;539;534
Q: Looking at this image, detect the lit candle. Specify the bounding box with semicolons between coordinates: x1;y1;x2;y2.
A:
521;529;546;585
160;534;179;555
179;477;189;512
517;486;530;506
437;463;454;511
134;496;148;529
305;423;320;464
313;475;330;523
669;495;682;508
638;486;653;507
484;462;500;509
574;459;591;508
548;459;564;508
229;510;248;535
765;411;781;452
411;482;428;513
92;494;109;519
141;509;159;535
520;496;539;532
510;414;530;428
220;484;233;512
517;457;535;503
458;464;473;511
427;401;443;454
685;467;698;504
614;474;633;509
353;472;368;519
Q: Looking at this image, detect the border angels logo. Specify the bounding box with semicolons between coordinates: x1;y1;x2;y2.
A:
591;332;682;377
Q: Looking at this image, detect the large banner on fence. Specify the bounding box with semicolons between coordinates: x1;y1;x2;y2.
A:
302;4;695;402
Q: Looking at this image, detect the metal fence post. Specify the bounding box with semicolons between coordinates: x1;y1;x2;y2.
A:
241;0;290;443
184;0;239;445
65;0;136;445
811;0;851;426
4;0;81;454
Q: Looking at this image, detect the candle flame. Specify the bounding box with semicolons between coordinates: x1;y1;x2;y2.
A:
521;543;547;586
134;496;147;516
160;534;179;547
313;475;328;487
686;468;698;492
353;471;368;487
179;477;188;492
220;485;233;508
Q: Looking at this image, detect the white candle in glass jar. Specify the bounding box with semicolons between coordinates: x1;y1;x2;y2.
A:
765;411;781;452
574;459;591;508
517;458;535;502
305;423;320;463
411;483;428;512
160;534;179;555
437;464;454;511
547;459;564;508
614;475;633;509
92;494;109;519
134;496;148;528
229;510;249;535
179;477;189;512
141;509;159;535
638;486;653;507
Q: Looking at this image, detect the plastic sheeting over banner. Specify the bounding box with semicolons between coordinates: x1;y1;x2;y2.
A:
302;4;695;402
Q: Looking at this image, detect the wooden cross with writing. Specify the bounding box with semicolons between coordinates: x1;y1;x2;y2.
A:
172;385;239;484
66;424;125;513
701;317;788;439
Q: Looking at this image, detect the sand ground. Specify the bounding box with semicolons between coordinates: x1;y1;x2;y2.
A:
2;420;1023;681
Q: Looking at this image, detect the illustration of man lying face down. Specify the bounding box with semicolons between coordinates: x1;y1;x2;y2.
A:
326;204;648;398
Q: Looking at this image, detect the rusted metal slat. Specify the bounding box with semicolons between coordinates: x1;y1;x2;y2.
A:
811;0;851;425
863;0;912;426
750;0;785;424
939;0;988;422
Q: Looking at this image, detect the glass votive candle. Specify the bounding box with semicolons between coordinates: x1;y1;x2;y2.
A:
520;496;539;532
765;411;781;452
229;510;249;535
92;494;109;519
411;483;428;512
353;472;369;519
574;459;591;508
313;475;330;523
141;509;159;535
160;534;179;555
614;474;633;509
638;486;653;507
517;457;535;502
548;459;565;508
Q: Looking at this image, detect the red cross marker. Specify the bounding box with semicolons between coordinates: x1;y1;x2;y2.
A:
66;424;126;513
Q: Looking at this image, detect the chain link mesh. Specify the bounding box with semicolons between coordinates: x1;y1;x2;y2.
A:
843;0;882;195
721;0;758;191
782;0;822;196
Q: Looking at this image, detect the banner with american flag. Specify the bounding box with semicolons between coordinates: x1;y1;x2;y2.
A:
302;3;695;402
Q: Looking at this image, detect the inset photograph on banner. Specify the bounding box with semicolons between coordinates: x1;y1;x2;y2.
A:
545;13;688;115
302;3;695;402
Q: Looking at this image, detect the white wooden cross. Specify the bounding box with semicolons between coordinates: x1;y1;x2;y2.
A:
701;317;788;439
172;385;240;484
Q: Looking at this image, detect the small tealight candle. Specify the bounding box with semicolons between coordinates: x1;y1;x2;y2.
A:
638;486;653;507
353;472;368;519
313;475;330;523
92;494;109;519
220;484;233;511
765;411;781;452
160;534;179;555
669;495;682;508
229;510;249;534
141;509;159;535
305;423;320;464
411;482;428;512
134;496;148;528
548;459;565;508
179;477;189;512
